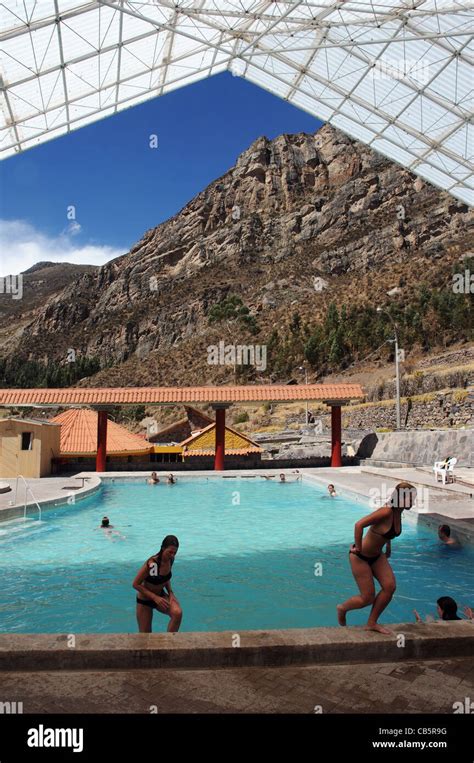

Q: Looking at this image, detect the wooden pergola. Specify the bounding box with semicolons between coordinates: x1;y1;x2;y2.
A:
0;384;364;471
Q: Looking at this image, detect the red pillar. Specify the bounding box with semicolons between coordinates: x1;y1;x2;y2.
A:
214;407;226;471
331;405;342;468
96;410;108;472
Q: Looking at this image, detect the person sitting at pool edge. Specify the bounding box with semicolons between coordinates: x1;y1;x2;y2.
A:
328;484;337;497
337;481;417;635
414;597;473;623
133;535;182;633
438;524;460;547
147;472;160;485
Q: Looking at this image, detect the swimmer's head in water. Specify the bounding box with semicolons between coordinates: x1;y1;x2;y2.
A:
279;474;285;480
159;534;179;561
391;482;416;510
101;517;110;528
437;596;460;620
328;484;335;492
438;524;451;539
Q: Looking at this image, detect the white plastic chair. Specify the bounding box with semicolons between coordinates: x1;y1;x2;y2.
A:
433;457;457;484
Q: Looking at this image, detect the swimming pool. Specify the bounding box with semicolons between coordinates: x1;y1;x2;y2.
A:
0;477;472;633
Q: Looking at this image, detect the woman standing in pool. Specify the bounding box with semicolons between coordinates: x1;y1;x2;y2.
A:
337;482;416;635
133;535;182;633
414;596;473;623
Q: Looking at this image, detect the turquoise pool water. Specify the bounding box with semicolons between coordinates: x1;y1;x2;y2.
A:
0;477;472;633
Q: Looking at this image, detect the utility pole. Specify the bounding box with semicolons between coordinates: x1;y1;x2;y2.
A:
298;365;309;424
377;308;401;430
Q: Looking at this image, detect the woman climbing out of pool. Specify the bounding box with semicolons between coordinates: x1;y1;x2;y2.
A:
336;481;417;635
133;535;182;633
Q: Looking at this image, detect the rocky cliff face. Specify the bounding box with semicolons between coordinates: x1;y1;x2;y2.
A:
4;125;473;386
0;262;97;361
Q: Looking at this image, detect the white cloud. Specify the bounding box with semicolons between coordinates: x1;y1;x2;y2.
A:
65;221;82;236
0;219;125;276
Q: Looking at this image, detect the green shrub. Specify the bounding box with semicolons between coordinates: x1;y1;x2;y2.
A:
233;411;250;424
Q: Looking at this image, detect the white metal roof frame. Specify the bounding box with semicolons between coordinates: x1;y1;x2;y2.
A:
1;1;473;204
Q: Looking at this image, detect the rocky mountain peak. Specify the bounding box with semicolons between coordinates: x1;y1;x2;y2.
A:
1;124;472;389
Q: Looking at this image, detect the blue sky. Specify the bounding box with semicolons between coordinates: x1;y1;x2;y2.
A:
0;72;322;276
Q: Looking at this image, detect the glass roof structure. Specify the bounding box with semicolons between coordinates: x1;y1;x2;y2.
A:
1;1;473;204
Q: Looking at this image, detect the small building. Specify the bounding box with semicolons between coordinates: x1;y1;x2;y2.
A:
181;423;262;468
51;409;154;471
148;408;263;468
0;408;262;475
0;418;61;478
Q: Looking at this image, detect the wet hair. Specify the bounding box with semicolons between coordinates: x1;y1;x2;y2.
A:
101;517;110;527
328;484;335;489
152;535;179;569
437;596;461;621
161;534;179;550
439;524;451;537
390;482;416;509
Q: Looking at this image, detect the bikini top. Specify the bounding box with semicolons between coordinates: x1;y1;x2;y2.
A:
370;509;402;541
145;556;172;585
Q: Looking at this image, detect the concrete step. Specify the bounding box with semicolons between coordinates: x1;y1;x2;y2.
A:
0;623;472;671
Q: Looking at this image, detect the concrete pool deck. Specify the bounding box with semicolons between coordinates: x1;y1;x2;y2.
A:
0;475;100;521
0;626;473;715
1;656;473;714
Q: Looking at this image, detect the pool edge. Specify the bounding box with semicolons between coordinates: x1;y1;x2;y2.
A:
0;477;102;523
0;622;472;671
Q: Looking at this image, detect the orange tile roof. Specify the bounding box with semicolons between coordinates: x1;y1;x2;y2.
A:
0;384;364;407
52;409;152;455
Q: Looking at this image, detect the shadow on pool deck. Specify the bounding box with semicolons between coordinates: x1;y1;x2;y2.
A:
0;622;472;671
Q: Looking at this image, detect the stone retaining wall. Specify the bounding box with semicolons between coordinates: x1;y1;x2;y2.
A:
320;390;473;431
356;428;473;467
365;365;472;403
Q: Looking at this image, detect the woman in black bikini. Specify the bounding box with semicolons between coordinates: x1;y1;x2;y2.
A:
337;482;416;634
133;535;182;633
